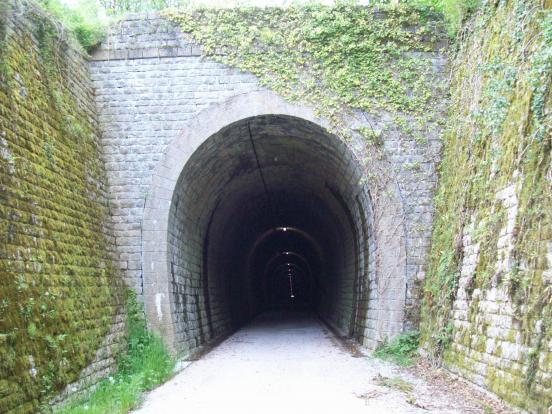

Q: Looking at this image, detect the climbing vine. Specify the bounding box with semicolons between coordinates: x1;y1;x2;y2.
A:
164;3;446;153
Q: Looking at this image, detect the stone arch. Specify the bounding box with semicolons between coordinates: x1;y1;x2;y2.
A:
141;90;406;354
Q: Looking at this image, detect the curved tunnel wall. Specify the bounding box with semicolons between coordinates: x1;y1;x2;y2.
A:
168;115;375;352
140;90;410;355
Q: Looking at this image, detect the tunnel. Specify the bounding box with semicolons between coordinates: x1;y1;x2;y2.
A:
164;115;375;353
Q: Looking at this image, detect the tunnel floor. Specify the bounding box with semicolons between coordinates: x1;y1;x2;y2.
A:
131;310;500;414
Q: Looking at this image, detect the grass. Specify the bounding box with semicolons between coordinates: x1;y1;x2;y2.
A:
408;0;481;37
373;331;420;367
35;0;179;53
55;291;175;414
36;0;107;52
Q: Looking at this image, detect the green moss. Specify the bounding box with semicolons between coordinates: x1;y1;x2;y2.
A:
0;4;123;413
420;0;552;410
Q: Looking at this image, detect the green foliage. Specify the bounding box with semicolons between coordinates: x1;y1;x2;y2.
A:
30;0;477;53
34;0;182;52
528;9;552;143
374;331;420;366
475;60;517;139
357;126;383;147
0;5;11;84
440;0;479;37
165;3;446;143
36;0;106;52
117;292;174;390
404;0;479;36
55;291;175;414
434;320;453;350
99;0;180;15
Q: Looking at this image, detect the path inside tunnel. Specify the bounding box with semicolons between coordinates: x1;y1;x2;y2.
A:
132;310;491;414
162;115;380;353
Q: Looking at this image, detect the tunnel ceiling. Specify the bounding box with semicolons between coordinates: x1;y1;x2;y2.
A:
168;115;374;351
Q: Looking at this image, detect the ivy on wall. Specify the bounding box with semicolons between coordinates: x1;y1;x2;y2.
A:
420;0;551;410
28;0;478;54
164;3;447;150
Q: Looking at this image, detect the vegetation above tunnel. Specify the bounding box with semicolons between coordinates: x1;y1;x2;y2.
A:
171;5;440;118
162;2;448;186
34;0;479;54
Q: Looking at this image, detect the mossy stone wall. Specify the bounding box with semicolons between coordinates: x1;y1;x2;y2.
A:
0;1;124;412
420;0;552;411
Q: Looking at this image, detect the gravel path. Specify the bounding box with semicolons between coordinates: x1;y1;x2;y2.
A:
133;310;515;414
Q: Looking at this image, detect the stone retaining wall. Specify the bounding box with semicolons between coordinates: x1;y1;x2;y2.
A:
0;1;124;412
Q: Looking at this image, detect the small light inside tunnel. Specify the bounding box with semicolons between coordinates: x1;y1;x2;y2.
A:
288;274;295;299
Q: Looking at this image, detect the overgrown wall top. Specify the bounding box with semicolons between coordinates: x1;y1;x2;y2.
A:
90;6;449;352
420;0;552;412
0;1;124;412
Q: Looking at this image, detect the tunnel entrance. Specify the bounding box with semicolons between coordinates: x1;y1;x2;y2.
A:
141;92;408;355
165;114;373;353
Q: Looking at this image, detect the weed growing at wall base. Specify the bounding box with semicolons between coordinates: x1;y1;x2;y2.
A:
54;291;175;414
374;331;420;366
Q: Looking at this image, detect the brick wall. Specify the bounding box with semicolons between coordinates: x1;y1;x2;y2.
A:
89;13;447;353
420;1;552;411
89;15;262;293
0;1;124;412
445;177;552;410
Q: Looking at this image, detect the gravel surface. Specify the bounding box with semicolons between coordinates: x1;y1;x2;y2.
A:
133;310;517;414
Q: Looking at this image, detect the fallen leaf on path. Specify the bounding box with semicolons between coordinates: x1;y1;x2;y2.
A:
406;394;429;410
354;389;384;400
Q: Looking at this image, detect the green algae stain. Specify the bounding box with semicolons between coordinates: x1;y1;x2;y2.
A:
420;1;552;411
0;3;123;413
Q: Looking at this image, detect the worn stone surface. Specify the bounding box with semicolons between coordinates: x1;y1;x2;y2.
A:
0;1;124;412
446;177;552;410
419;2;552;411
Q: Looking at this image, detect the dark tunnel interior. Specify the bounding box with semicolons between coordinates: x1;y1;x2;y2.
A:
167;115;374;352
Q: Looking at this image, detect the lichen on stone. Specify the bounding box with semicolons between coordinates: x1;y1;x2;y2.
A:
420;0;552;410
0;3;123;412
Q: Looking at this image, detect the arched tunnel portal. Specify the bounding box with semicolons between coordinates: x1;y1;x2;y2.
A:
142;93;407;355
